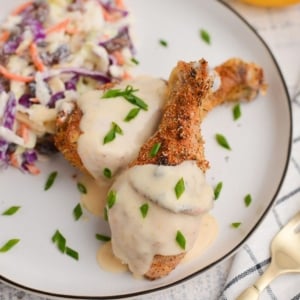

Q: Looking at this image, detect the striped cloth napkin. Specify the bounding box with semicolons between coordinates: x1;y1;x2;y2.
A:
221;91;300;299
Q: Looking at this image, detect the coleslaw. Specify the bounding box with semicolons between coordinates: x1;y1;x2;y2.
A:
0;0;136;173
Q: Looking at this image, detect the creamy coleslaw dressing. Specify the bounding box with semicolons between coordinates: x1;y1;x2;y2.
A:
77;76;166;179
108;161;214;276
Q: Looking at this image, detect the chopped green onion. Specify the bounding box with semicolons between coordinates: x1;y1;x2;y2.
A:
52;230;79;260
102;85;148;111
77;182;87;194
175;230;186;250
107;190;117;209
159;39;168;47
95;233;111;242
2;206;20;216
231;222;242;228
131;57;139;65
51;230;66;253
233;103;242;120
103;122;123;144
200;29;211;45
140;203;149;218
44;171;58;191
244;194;252;207
124;107;140;122
103;167;112;179
214;182;223;200
103;207;108;221
175;178;185;199
215;133;231;150
66;247;79;260
149;142;161;157
0;239;20;253
73;203;83;221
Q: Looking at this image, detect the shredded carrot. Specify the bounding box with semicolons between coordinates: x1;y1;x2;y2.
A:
17;122;30;144
29;42;45;72
0;65;34;83
101;6;121;22
9;153;20;168
65;26;79;35
11;1;34;16
115;0;125;9
29;97;40;104
122;71;132;80
26;164;41;175
0;31;10;43
46;19;70;35
113;51;125;65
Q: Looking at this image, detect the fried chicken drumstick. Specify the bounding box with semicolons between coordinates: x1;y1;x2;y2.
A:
106;59;265;280
53;58;265;177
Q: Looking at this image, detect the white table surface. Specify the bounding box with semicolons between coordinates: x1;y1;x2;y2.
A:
1;1;300;299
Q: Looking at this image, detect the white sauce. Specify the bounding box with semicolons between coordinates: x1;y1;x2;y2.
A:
78;173;108;217
108;161;214;276
128;161;214;215
77;76;166;180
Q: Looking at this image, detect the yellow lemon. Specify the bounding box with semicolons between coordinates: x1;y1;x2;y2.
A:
240;0;300;7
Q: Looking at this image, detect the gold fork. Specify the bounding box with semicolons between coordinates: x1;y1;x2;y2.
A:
237;211;300;300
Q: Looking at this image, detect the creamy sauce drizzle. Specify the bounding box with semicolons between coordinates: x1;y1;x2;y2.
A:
96;241;128;273
96;214;218;275
128;161;214;215
78;174;108;217
182;214;218;263
77;76;166;180
108;161;214;276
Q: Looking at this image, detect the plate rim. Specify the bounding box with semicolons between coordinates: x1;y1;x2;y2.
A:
0;0;293;299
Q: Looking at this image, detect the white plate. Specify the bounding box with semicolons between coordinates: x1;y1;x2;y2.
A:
0;0;292;298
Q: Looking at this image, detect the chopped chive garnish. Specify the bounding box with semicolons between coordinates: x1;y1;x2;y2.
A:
66;247;79;260
44;171;58;191
159;39;168;47
107;190;117;209
244;194;252;207
175;178;185;199
200;29;211;45
96;233;111;242
131;57;139;65
233;103;242;120
52;230;66;253
215;133;231;150
103;167;112;179
175;230;186;250
231;222;241;228
214;182;223;200
73;203;83;221
52;230;79;260
77;182;87;194
103;122;123;144
0;239;20;253
2;206;20;216
102;85;148;111
124;107;140;122
103;207;108;221
140;203;149;218
149;142;161;157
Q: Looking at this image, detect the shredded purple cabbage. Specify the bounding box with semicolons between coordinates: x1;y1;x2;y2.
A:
98;0;128;17
48;91;65;108
18;94;32;108
3;36;22;54
99;26;135;54
2;92;16;130
42;67;111;83
0;139;9;164
22;149;38;164
64;75;79;90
